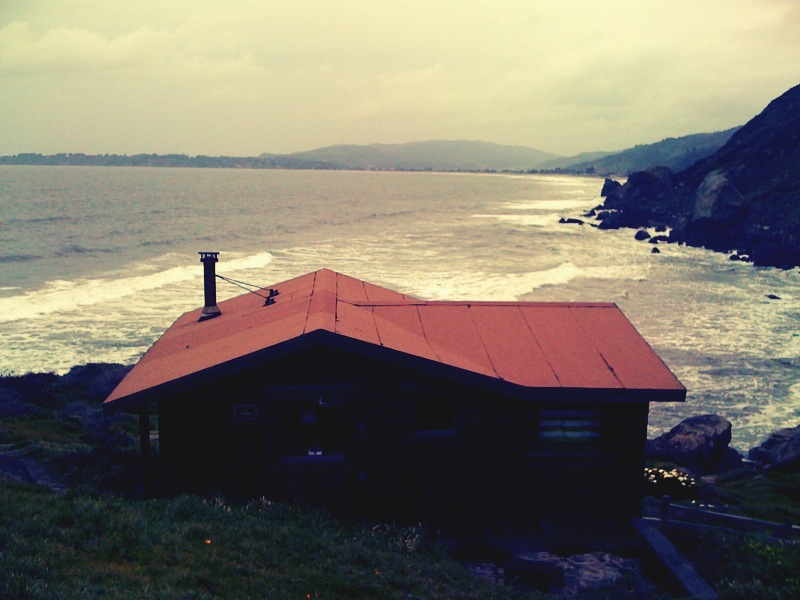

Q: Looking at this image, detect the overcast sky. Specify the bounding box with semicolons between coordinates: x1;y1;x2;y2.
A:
2;1;799;157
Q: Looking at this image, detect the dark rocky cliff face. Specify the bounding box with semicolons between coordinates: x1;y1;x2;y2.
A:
599;83;800;268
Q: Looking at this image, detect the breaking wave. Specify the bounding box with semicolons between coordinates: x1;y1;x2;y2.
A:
0;251;274;323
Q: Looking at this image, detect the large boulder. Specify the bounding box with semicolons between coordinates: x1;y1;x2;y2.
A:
691;170;748;224
748;425;800;469
646;414;742;474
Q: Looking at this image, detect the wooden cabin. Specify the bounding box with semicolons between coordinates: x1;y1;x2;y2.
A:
104;259;685;544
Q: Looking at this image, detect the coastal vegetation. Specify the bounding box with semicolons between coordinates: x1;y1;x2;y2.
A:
2;364;800;598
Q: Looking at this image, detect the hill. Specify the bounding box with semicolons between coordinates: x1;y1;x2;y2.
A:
541;128;739;174
599;83;800;268
280;140;561;171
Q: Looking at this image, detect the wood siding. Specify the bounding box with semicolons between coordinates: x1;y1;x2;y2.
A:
157;346;650;542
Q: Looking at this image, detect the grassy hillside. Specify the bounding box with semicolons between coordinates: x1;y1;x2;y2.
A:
2;481;535;599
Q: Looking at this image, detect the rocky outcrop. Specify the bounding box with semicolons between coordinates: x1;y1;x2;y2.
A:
598;82;800;268
509;551;647;597
646;414;742;474
748;425;800;469
600;178;621;196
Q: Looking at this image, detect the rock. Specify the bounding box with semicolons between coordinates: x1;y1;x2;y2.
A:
583;205;603;217
634;229;651;241
0;400;42;418
648;235;670;244
510;551;646;597
651;247;660;254
691;170;748;224
751;239;800;269
559;217;584;225
748;425;800;469
603;167;679;218
596;210;641;230
600;178;622;197
765;294;781;300
647;414;742;474
0;456;37;484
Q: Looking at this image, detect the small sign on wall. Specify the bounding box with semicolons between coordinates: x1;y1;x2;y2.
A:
234;405;258;421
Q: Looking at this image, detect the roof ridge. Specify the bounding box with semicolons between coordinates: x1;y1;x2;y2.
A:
303;269;337;333
344;300;619;308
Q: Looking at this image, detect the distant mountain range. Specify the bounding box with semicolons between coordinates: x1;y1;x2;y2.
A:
267;132;739;174
599;82;800;268
269;140;560;172
1;130;739;174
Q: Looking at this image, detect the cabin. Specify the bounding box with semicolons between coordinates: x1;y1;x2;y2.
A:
104;254;685;545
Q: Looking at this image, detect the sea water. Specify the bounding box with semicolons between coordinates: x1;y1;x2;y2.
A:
2;165;799;451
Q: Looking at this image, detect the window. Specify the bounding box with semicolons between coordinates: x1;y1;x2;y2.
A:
414;395;454;434
539;409;600;445
282;396;344;457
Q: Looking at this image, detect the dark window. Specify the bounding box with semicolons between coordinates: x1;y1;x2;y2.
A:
414;396;454;433
282;396;343;457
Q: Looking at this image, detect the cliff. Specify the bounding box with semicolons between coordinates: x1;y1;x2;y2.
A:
600;83;800;268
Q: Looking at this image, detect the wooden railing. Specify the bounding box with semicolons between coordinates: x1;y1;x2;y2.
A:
645;495;800;539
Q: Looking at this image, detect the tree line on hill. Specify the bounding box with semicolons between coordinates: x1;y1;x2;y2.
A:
0;152;340;170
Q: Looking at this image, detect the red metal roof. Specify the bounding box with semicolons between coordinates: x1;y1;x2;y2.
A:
105;269;685;411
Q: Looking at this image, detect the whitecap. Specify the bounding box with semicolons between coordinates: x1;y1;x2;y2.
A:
501;199;597;211
473;213;560;227
0;251;274;323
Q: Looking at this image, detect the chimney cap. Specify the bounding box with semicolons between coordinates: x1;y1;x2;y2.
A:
199;251;221;321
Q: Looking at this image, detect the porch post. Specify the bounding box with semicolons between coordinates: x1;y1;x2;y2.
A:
139;403;152;494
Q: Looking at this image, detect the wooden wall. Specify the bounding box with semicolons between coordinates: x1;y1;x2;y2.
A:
157;346;650;542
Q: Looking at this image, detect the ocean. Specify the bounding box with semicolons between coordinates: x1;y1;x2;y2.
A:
2;165;799;451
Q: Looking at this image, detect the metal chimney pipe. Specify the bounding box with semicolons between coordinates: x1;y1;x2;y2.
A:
198;252;222;321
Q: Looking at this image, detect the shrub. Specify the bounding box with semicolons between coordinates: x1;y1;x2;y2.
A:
644;466;698;499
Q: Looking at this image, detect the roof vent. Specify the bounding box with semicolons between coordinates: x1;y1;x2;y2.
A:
198;252;222;321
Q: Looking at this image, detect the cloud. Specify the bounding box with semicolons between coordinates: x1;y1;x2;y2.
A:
1;1;799;155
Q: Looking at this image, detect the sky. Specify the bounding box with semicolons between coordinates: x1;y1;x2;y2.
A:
2;1;800;158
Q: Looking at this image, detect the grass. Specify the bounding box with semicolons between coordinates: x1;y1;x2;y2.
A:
641;461;800;599
1;480;538;599
668;527;800;600
707;468;800;524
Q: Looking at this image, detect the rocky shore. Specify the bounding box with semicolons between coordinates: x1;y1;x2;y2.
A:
591;83;800;269
647;413;800;475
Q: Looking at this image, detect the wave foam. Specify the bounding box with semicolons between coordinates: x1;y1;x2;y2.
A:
0;251;274;323
410;262;585;301
501;199;596;211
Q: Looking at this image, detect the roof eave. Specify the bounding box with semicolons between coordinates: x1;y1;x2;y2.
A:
104;329;686;414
